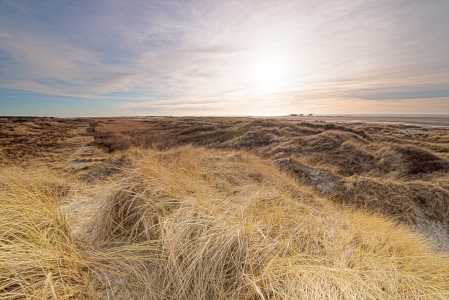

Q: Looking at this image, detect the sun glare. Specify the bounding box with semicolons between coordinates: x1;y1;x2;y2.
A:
254;57;285;86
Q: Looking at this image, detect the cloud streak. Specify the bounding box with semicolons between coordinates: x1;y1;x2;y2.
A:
1;0;448;115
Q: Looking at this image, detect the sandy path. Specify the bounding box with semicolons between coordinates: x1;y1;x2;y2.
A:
68;136;96;164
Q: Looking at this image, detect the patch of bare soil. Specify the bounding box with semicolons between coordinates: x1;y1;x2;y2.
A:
274;158;343;193
63;195;100;242
416;206;449;252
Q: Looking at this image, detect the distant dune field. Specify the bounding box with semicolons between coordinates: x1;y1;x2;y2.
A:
1;116;449;299
274;115;449;127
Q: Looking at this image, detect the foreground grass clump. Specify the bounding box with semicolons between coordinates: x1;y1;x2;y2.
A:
0;168;161;299
91;146;449;299
0;168;98;299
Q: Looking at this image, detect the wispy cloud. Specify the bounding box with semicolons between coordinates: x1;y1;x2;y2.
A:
1;0;448;115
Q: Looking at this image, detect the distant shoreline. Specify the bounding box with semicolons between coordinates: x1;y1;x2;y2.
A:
313;114;449;118
275;115;449;127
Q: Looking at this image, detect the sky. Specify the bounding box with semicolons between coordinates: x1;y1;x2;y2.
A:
0;0;448;117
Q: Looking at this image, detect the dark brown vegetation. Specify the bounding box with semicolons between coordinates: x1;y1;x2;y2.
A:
0;117;92;166
88;117;449;177
87;117;449;235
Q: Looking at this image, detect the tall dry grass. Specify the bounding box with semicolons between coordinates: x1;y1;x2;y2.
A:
3;117;449;299
0;167;157;299
0;167;98;299
89;146;449;299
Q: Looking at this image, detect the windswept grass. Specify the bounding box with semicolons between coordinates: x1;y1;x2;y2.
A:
88;118;449;178
0;167;97;299
0;168;159;299
89;146;449;299
2;117;449;299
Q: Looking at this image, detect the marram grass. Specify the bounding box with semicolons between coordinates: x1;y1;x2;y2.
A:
1;146;449;299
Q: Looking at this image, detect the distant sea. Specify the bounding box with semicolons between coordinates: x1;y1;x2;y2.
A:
315;114;449;118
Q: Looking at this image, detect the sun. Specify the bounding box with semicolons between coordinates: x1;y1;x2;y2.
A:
253;57;285;86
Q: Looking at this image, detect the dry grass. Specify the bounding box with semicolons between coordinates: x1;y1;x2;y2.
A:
275;156;449;232
0;167;98;299
0;167;165;299
2;117;449;299
0;117;91;167
84;118;449;227
87;146;449;299
87;118;449;177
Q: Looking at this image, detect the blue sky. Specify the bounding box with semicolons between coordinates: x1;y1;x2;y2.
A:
1;0;448;116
